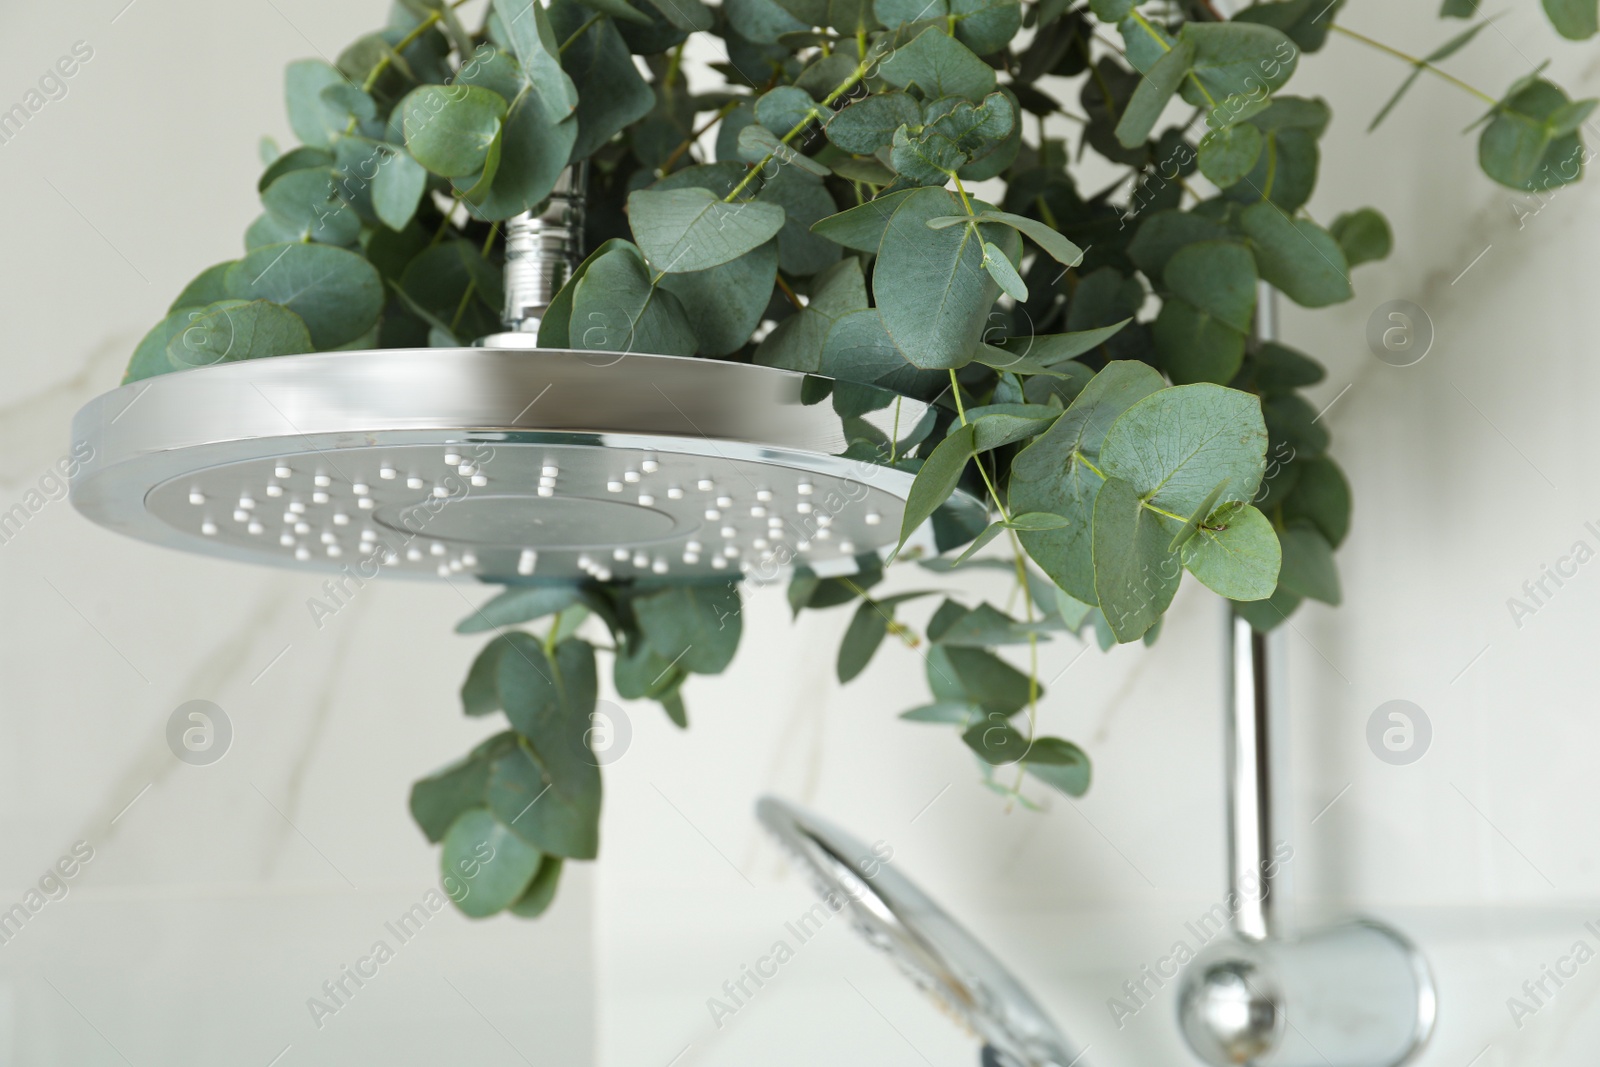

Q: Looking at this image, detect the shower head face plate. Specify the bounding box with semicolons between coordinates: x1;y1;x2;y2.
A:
756;796;1085;1067
71;349;983;582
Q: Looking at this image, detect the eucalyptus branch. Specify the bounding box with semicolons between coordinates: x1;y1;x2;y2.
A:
1328;23;1498;106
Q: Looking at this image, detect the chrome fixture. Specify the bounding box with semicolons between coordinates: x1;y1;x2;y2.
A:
68;169;982;580
757;796;1086;1067
1177;291;1436;1067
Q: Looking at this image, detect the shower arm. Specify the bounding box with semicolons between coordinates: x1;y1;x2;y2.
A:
1226;286;1283;942
1227;609;1281;940
484;164;587;347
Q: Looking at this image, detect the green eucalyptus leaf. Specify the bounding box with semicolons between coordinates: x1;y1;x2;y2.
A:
928;645;1036;714
1100;383;1269;517
1009;361;1165;603
756;85;820;134
372;148;430;231
487;739;601;859
898;422;976;553
1164;240;1257;332
827;92;923;154
838;599;890;682
553;0;655;159
570;246;697;356
1544;0;1599;39
166;300;314;369
1024;742;1088;799
125;307;204;383
285;59;348;149
810;189;916;251
633;581;743;674
410;735;515;843
1091;474;1181;644
628;187;786;272
1277;522;1341;604
990;321;1131;364
983;240;1028;300
727;0;810;42
441;808;544;918
901;702;982;724
1153;297;1247;385
1329;208;1392;267
457;585;585;634
952;520;1007;564
400;84;509;178
756;257;869;370
644;0;715;30
659;239;779;356
962;717;1031;765
1023;736;1091;797
1479;78;1592;192
1128;210;1232;277
467;94;580;221
875;187;1008;369
755;166;843;276
1180;501;1281;600
495;0;580;121
171;263;237;312
967;208;1083;266
1282;456;1351;547
260;167;360;246
1115;38;1193;149
966;404;1059;450
258;146;335;193
538;238;643;348
879;26;997;100
1177;22;1299;107
1089;0;1134;20
510;856;565;918
1198;122;1264;188
1240;202;1353;307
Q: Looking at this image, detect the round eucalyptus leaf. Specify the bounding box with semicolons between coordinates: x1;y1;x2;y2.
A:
225;243;384;349
441;808;544;918
400;84;510;177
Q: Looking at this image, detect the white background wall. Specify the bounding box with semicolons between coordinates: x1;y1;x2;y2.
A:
0;1;1598;1065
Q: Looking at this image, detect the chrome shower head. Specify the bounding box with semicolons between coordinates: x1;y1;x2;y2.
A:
68;346;979;582
71;168;981;583
756;796;1085;1067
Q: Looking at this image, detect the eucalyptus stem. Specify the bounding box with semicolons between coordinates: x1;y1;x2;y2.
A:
560;13;604;55
948;369;1012;524
659;99;739;175
1329;23;1498;106
724;52;877;203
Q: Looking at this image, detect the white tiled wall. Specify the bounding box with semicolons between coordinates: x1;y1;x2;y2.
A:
1;1;1597;1065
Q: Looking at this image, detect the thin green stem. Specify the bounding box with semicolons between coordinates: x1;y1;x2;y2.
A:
660;99;739;175
724;53;876;202
560;13;604;55
948;369;1011;524
951;173;975;215
1329;23;1498;107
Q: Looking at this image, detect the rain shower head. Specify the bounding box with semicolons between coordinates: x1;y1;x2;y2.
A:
68;346;980;582
69;169;983;583
757;796;1085;1067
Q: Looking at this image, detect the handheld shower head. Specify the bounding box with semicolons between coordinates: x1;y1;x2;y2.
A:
757;796;1085;1067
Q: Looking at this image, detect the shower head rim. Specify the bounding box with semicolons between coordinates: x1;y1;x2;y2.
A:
69;348;985;582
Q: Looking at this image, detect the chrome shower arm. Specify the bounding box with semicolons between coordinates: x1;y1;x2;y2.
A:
500;165;586;335
1226;613;1281;941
